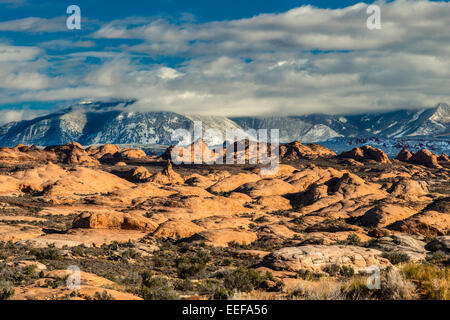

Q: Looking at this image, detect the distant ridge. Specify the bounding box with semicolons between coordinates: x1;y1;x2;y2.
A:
0;100;448;147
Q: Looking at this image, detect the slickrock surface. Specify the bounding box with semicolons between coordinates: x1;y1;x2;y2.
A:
262;245;391;272
0;142;448;300
339;145;391;164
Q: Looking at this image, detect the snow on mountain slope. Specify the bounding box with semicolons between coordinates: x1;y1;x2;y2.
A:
0;100;248;147
0;100;448;147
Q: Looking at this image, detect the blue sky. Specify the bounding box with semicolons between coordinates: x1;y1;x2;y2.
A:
0;0;449;123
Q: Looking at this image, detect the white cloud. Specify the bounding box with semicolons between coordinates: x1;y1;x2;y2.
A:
0;17;66;32
0;44;40;61
0;108;46;125
40;40;95;50
0;0;449;117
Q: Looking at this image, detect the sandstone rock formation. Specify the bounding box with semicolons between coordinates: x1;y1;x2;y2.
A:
368;235;428;261
262;245;391;272
395;148;442;168
72;211;158;232
389;197;450;236
152;219;204;239
339;145;391;164
386;178;429;201
357;204;417;228
185;229;258;247
45;142;100;166
208;173;260;194
279;141;336;160
148;160;184;185
395;147;413;162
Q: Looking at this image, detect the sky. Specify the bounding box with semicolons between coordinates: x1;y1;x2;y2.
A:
0;0;449;123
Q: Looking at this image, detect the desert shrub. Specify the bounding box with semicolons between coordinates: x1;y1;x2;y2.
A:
213;287;234;300
381;252;410;265
339;265;355;277
253;216;270;223
0;264;39;285
121;249;141;261
45;276;66;289
139;271;178;300
269;280;285;293
323;264;355;278
426;250;448;264
196;279;220;296
401;263;449;300
30;245;62;261
269;210;292;218
346;234;361;245
222;267;268;292
174;279;194;292
296;269;323;281
94;291;115;300
0;281;15;300
176;252;210;279
380;268;416;300
341;278;374;300
70;245;88;257
289;281;344;300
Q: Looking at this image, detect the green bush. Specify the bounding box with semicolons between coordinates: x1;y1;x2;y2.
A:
323;264;355;277
296;269;323;280
0;281;15;300
346;234;361;245
223;267;269;292
213;287;234;300
139;271;178;300
381;252;410;265
94;291;115;300
176;252;210;279
30;246;62;261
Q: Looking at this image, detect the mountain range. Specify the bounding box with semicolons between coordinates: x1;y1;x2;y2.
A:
0;100;448;147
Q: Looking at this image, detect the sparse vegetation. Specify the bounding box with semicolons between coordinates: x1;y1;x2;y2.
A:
381;252;411;265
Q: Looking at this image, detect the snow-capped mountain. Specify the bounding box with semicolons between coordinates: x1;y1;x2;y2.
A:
230;117;343;143
232;103;450;142
0;99;248;147
0;100;448;147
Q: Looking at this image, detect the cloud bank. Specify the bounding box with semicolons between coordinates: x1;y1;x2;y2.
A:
0;0;449;120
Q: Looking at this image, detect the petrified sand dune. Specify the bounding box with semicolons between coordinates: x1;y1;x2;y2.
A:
184;229;258;247
285;166;343;192
161;139;218;164
121;166;152;182
72;211;158;232
438;152;450;162
388;197;450;236
235;179;297;198
256;195;292;211
0;141;448;300
148;160;184;185
395;147;442;168
368;235;427;261
357;204;417;228
386;178;429;201
411;149;441;168
262;245;391;272
208;173;260;193
0;163;133;196
152;219;204;239
184;173;215;188
44;167;135;197
279;141;336;160
45;142;100;166
339;145;391;164
395;147;413;162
